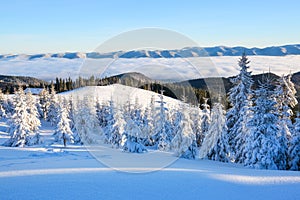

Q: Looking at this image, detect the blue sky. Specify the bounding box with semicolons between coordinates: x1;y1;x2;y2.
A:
1;0;299;54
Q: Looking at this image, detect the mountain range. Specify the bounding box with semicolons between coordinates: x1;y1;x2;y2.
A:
2;44;300;60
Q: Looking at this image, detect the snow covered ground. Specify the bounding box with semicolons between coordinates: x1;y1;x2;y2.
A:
0;56;299;81
1;118;300;200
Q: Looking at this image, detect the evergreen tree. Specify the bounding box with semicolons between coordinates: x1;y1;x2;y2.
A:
201;98;211;136
244;77;281;170
226;53;253;162
47;85;59;126
5;87;31;147
288;112;300;170
190;106;203;147
38;87;51;120
54;103;74;147
73;96;99;144
153;90;172;151
274;75;298;169
171;106;198;159
26;91;42;145
0;90;7;118
121;115;147;153
109;106;125;148
200;102;230;162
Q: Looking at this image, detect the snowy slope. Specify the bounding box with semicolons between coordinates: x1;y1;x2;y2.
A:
61;84;184;110
0;118;300;200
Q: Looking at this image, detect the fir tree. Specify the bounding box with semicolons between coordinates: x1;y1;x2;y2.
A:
288;112;300;170
5;87;31;147
54;104;74;147
121;115;147;153
274;75;298;169
26;91;42;145
226;53;253;162
200;102;230;162
47;85;59;126
171;106;198;159
201;98;211;136
244;77;281;170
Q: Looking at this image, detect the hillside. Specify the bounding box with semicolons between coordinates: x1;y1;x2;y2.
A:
0;75;48;93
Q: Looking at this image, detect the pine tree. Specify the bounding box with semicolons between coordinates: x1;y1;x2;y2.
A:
200;102;230;162
0;89;7;118
190;105;203;147
109;106;125;148
121;115;147;153
5;87;31;147
244;77;281;170
47;85;58;126
171;106;198;159
54;103;74;147
288;112;300;170
274;75;298;170
201;98;211;136
226;53;253;162
73;96;99;144
38;87;51;120
153;90;172;151
26;91;42;145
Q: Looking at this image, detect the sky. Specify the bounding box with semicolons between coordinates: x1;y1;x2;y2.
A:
1;0;300;54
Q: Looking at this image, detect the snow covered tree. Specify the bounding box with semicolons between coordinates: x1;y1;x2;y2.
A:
73;96;99;144
101;98;117;144
0;90;7;118
190;105;203;147
171;106;198;159
153;90;172;151
47;85;59;126
274;75;298;170
109;106;125;148
226;53;253;162
26;91;42;145
201;98;211;136
5;87;31;147
54;103;74;147
38;87;50;120
244;77;281;170
121;114;147;153
200;102;230;162
288;112;300;170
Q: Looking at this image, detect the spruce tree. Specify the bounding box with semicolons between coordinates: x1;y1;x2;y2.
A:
226;53;253;162
200;102;230;162
274;75;298;169
54;104;74;147
244;77;281;170
26;91;42;145
288;112;300;170
5;87;31;147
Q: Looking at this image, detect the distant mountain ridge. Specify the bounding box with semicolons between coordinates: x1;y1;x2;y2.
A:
2;44;300;60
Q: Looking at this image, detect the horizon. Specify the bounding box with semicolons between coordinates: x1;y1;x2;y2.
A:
1;0;300;54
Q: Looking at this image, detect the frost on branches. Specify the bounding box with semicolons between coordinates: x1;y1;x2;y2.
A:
121;116;147;153
200;101;230;162
171;106;198;159
54;102;74;147
226;53;253;163
5;88;41;147
244;77;281;170
288;112;300;171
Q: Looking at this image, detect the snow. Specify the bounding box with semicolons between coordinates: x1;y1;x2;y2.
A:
1;116;300;199
1;85;300;199
0;56;299;81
